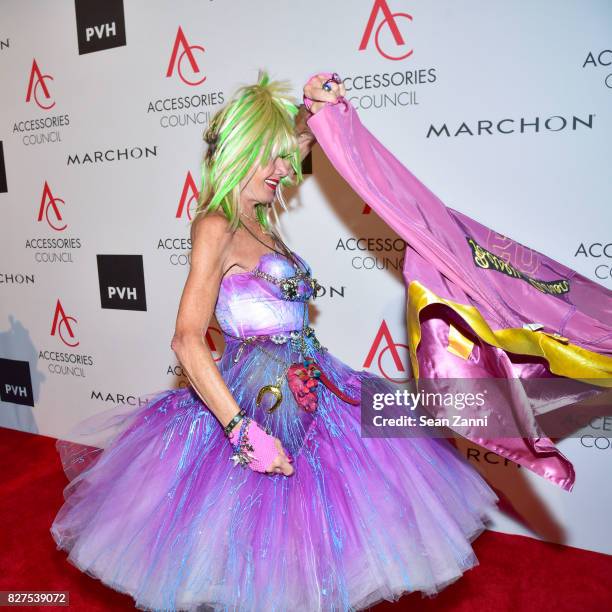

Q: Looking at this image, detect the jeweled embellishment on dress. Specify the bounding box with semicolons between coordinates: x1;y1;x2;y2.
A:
224;259;332;413
270;333;289;344
251;267;323;301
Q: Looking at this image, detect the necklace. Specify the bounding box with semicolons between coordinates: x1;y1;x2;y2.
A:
239;203;274;226
238;212;304;274
239;208;261;224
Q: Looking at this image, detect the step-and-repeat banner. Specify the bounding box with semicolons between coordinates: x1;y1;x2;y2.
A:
1;1;611;554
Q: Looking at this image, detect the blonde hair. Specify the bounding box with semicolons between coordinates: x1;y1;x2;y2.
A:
191;70;303;233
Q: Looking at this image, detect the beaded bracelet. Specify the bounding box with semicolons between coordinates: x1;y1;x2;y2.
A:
223;408;246;437
230;416;254;468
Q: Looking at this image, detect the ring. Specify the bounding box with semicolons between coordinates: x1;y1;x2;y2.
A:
322;73;342;92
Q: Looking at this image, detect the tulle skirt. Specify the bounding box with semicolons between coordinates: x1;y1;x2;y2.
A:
50;336;499;611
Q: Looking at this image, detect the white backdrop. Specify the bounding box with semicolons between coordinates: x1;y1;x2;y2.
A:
1;0;611;554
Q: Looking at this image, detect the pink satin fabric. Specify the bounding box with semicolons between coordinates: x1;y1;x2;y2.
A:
304;81;612;491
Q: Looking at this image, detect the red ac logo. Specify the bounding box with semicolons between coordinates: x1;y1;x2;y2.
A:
37;181;67;231
204;326;225;363
175;171;200;220
359;0;414;61
50;299;79;347
166;26;206;86
363;319;412;382
25;59;55;110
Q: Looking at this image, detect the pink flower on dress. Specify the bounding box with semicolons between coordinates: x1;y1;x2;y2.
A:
287;360;321;413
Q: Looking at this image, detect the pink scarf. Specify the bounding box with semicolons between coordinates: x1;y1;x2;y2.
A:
305;90;612;492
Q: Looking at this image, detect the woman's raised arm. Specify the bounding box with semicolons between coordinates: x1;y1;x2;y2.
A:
295;104;316;161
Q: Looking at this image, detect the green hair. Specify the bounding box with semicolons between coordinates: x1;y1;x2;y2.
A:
191;70;304;232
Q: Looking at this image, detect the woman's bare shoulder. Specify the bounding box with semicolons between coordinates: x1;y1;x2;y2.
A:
190;212;236;243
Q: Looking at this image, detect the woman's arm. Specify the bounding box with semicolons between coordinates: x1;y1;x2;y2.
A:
170;214;239;430
295;104;316;161
170;214;294;476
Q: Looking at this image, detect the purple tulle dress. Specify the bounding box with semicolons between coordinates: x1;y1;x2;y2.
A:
50;249;499;612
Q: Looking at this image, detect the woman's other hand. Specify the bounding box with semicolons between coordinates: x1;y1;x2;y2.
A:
229;418;294;477
303;73;346;114
268;437;294;476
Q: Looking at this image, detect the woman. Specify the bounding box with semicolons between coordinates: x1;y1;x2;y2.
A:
51;71;501;611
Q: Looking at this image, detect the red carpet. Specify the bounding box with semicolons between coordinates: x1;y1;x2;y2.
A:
1;425;610;611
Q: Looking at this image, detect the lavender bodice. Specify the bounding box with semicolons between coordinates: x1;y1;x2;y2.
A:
214;252;316;338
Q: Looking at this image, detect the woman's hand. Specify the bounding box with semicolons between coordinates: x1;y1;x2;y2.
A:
303;73;346;114
267;437;294;476
229;418;294;477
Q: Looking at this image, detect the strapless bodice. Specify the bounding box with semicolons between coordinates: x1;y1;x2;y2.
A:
214;251;319;338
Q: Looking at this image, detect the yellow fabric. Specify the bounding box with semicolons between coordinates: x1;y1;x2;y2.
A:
446;324;475;360
407;280;612;386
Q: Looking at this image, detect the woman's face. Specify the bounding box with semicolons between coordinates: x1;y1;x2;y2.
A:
240;155;293;208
